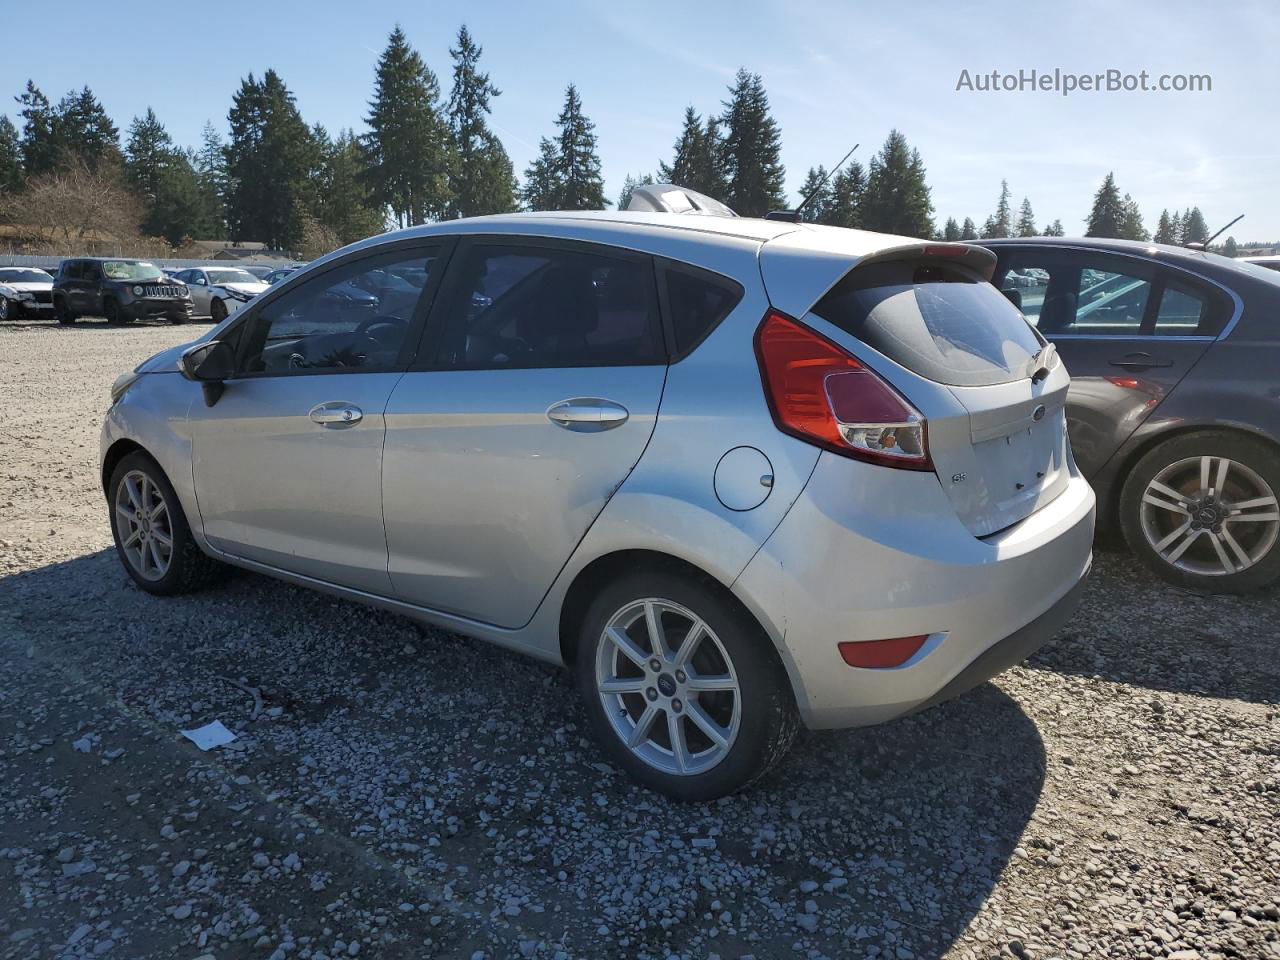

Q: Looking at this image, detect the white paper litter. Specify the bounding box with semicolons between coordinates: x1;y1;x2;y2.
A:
179;720;237;751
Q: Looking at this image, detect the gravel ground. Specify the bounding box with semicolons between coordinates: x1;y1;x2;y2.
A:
1;317;1277;960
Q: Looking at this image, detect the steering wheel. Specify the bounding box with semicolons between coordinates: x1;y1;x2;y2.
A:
355;315;408;342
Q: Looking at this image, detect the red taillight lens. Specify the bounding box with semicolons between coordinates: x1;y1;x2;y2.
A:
838;635;929;669
754;311;932;470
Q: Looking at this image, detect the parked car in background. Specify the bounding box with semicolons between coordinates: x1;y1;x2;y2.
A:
264;266;302;285
172;266;269;322
0;266;55;320
242;265;279;280
984;237;1280;592
101;212;1094;799
53;259;193;325
1242;255;1280;273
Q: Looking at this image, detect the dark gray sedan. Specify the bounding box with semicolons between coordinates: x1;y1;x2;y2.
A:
985;237;1280;593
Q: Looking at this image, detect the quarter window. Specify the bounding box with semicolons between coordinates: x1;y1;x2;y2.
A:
238;249;440;375
435;243;664;369
664;266;743;357
1154;283;1208;335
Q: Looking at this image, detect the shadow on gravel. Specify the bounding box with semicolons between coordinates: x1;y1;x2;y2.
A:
2;550;1045;959
1029;547;1280;705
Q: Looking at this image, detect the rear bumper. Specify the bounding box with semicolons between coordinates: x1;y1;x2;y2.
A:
732;451;1095;729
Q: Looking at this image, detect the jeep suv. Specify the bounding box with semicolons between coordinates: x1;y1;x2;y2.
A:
54;258;194;325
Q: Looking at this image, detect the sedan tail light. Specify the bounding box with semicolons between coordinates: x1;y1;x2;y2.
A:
754;311;932;470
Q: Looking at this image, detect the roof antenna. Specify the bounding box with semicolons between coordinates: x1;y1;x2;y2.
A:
1190;213;1244;251
765;143;859;223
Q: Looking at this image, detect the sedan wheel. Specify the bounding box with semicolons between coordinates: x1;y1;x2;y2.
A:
595;598;742;777
576;570;798;800
0;297;10;320
210;298;227;323
114;469;175;582
108;451;226;595
1121;432;1280;593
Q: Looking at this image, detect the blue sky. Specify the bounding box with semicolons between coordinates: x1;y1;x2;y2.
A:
4;0;1277;240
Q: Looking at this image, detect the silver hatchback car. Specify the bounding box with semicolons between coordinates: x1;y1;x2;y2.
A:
101;211;1095;799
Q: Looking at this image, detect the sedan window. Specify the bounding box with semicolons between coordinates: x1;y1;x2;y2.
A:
239;250;439;375
1073;270;1152;333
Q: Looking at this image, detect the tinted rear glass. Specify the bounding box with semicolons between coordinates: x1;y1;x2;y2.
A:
813;260;1045;386
665;266;743;357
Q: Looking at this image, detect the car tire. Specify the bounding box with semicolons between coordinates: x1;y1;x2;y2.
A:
575;569;799;801
168;313;188;326
0;296;10;321
1120;430;1280;594
54;297;76;325
108;451;227;596
103;298;128;325
210;298;227;323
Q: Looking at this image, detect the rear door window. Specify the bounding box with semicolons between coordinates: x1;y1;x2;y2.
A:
812;259;1045;387
432;241;665;369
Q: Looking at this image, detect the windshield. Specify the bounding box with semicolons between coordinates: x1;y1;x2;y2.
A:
0;268;53;283
103;261;164;281
208;269;261;285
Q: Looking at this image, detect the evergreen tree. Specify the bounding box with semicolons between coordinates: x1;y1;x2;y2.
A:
1042;218;1064;237
1085;172;1125;238
1182;206;1209;244
364;26;453;227
446;25;516;218
959;216;977;240
519;137;560;212
719;69;786;216
1153;209;1175;244
984;179;1013;238
314;129;385;243
552;84;606;210
823;160;864;228
15;81;57;176
617;172;653;210
1016;196;1036;237
1170;210;1185;244
658;107;726;198
194;121;227;239
1118;193;1148;241
124;108;173;206
796;166;833;223
0;115;21;192
148;152;213;246
225;70;319;248
1222;236;1239;258
942;217;961;241
861;130;934;237
52;86;120;168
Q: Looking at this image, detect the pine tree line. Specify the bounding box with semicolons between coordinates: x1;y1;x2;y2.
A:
0;35;1243;255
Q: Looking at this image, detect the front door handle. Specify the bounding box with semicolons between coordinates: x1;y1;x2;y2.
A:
1109;352;1172;370
547;398;629;432
309;401;363;427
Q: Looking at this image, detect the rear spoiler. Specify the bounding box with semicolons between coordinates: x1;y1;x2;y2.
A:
758;232;997;320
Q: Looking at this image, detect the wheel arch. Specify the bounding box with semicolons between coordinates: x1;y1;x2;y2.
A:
557;549;792;689
1105;420;1280;526
101;438;146;496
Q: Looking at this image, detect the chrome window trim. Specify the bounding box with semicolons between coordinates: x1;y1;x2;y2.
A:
994;243;1245;340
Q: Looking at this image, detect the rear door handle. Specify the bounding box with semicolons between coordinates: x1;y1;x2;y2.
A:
309;401;363;427
547;398;629;432
1109;352;1172;370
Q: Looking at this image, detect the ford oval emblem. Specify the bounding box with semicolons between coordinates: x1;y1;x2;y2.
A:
1032;404;1047;422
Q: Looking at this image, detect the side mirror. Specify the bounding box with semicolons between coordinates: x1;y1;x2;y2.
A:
1001;288;1023;310
180;340;235;406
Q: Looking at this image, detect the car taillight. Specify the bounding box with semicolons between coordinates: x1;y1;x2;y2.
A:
754;311;932;470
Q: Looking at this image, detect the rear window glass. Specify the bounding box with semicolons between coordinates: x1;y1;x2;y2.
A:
664;266;743;357
812;260;1046;387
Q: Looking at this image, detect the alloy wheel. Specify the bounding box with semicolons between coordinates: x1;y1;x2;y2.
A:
114;470;174;581
0;297;9;320
595;598;741;776
1140;455;1280;577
